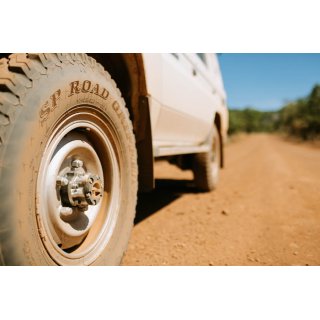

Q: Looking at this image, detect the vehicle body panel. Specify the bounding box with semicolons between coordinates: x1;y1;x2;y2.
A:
142;53;228;155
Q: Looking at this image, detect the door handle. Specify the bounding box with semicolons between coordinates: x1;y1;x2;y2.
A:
192;69;197;76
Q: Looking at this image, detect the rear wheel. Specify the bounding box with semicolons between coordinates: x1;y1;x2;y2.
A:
192;124;221;192
0;53;137;265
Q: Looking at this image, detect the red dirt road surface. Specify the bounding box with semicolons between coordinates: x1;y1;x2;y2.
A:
121;134;320;266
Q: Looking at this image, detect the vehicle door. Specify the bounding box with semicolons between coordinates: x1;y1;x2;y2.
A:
153;53;217;147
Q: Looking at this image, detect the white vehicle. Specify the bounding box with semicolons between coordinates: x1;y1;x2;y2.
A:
0;53;228;265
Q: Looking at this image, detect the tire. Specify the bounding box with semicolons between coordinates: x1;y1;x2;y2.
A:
192;123;221;192
0;53;138;265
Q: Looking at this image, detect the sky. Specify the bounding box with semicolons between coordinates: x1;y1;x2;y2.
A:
218;54;320;111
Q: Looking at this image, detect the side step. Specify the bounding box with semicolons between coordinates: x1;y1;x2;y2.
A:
153;144;210;157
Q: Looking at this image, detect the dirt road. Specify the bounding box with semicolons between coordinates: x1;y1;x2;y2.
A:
121;134;320;265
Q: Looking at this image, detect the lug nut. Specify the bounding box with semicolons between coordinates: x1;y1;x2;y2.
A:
56;176;69;187
71;159;83;168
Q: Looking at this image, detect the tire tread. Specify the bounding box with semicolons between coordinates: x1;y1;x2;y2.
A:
0;53;134;153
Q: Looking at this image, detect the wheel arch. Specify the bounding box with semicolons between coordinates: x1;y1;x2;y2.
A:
87;53;154;192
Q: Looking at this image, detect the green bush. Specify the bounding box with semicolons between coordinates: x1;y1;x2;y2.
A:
228;108;278;135
228;84;320;140
278;85;320;139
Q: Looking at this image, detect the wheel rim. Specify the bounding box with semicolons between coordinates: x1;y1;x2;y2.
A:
37;108;121;264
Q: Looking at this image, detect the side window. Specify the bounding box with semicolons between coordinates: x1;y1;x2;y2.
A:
196;53;207;66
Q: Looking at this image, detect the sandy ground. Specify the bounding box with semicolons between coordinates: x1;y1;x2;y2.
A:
121;134;320;266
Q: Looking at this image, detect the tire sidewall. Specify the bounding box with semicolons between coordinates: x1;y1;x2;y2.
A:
0;61;137;265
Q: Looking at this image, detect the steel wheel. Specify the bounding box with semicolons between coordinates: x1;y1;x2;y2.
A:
38;110;122;264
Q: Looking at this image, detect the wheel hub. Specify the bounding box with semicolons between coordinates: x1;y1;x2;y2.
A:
56;159;103;221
